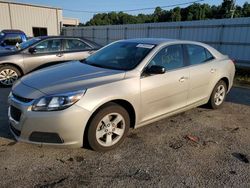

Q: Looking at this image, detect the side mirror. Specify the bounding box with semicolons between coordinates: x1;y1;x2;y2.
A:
145;65;166;75
28;47;37;54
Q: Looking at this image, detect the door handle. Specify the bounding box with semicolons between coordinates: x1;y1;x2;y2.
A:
210;68;216;73
56;53;63;57
179;76;188;82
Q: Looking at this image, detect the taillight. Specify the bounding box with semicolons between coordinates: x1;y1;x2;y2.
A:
230;59;236;64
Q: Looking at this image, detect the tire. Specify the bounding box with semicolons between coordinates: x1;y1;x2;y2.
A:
0;65;21;87
87;103;130;152
208;80;227;109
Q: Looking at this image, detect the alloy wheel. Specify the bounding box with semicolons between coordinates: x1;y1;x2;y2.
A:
96;113;126;147
214;84;225;106
0;69;19;86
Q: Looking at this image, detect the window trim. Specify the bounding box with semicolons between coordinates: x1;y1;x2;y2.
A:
141;44;187;77
184;44;215;67
62;38;93;53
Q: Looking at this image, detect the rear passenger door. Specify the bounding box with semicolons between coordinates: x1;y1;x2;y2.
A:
62;39;93;61
23;39;64;72
185;44;216;105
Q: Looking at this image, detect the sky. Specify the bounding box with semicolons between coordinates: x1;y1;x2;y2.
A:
13;0;249;23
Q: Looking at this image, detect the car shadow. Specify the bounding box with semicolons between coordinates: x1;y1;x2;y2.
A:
0;87;15;140
226;87;250;106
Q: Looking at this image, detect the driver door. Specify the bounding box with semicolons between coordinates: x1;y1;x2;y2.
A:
23;38;64;73
140;44;189;123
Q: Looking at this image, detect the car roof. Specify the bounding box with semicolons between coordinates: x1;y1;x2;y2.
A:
36;36;102;48
1;29;25;34
120;38;224;59
38;36;90;39
120;38;177;45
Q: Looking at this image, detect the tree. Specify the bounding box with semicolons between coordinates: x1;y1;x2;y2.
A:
81;1;250;26
171;7;181;21
242;2;250;17
219;0;235;18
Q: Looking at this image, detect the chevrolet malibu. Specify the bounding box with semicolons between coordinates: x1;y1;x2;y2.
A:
0;36;100;86
8;38;235;152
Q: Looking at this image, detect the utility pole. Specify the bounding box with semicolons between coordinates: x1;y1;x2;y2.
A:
230;0;236;18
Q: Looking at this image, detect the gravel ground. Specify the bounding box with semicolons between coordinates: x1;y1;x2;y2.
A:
0;87;249;188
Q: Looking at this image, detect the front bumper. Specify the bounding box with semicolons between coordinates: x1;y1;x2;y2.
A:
8;94;91;148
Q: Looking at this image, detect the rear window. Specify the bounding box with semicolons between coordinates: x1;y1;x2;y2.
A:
2;33;23;45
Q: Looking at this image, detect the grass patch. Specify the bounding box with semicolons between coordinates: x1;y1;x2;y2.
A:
234;69;250;88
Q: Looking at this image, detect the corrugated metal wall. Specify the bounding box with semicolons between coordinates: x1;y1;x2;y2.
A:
0;1;62;37
62;17;250;66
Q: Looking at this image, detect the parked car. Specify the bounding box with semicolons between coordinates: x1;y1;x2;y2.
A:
0;30;27;50
0;46;7;52
0;36;101;86
8;38;235;152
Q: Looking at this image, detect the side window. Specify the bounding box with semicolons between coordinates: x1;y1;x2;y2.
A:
186;44;214;65
35;39;61;53
64;39;91;51
205;49;214;61
148;44;184;71
3;34;23;45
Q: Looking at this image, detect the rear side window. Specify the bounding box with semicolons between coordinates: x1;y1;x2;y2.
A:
148;44;184;71
2;33;23;45
186;44;214;65
64;39;91;51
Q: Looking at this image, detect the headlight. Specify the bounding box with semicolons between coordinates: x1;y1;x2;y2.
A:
32;90;86;111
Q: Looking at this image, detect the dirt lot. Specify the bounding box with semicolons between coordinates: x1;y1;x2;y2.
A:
0;87;249;188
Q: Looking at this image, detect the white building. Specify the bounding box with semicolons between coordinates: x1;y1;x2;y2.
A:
0;1;79;37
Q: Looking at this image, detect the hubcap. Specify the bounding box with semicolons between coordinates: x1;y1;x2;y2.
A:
96;113;125;147
214;84;225;106
0;69;18;85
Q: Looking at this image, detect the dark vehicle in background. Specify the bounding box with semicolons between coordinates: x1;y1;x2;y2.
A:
0;30;27;50
0;36;101;86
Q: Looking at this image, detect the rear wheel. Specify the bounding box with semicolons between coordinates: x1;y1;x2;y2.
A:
87;103;130;152
208;80;227;109
0;65;21;87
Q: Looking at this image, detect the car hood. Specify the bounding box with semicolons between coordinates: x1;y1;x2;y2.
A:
18;61;125;97
0;49;17;56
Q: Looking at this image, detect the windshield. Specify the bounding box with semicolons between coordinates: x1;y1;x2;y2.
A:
84;41;155;71
18;37;41;50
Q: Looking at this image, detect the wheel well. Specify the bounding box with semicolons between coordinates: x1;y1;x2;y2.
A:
220;77;229;91
90;100;136;129
0;63;24;75
82;99;136;148
109;99;136;129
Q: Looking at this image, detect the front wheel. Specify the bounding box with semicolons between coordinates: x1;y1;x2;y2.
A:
0;65;21;87
208;80;227;109
87;103;130;152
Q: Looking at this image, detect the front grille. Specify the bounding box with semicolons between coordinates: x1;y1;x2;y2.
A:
12;93;33;103
10;124;21;137
10;106;22;122
29;132;64;143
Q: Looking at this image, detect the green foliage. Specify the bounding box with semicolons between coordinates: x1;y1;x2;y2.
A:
83;1;250;26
